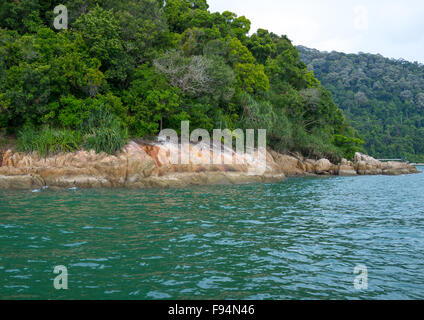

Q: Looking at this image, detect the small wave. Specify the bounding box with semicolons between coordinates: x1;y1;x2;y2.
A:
62;241;88;247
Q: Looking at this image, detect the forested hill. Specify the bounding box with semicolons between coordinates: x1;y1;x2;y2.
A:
0;0;361;161
298;45;424;162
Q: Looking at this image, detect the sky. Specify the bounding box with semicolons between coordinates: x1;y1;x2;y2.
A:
208;0;424;63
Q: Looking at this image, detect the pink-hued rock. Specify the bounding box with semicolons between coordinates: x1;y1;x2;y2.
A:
0;141;285;189
381;161;419;175
315;159;332;174
0;144;419;189
337;158;357;176
354;153;418;176
268;151;305;176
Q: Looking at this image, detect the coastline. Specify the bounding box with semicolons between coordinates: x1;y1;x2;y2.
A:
0;141;420;190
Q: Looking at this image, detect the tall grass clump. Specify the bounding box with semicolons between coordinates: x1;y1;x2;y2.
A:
17;126;82;157
81;108;128;155
16;106;129;157
84;125;128;155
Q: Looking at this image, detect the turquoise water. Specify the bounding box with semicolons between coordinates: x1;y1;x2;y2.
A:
1;169;424;300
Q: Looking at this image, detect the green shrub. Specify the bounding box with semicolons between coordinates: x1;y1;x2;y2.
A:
51;94;128;130
332;134;364;161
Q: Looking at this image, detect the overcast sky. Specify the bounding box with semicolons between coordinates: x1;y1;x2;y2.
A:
208;0;424;63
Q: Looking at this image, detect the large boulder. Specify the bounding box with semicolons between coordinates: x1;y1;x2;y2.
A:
338;166;357;176
382;161;419;175
354;152;418;175
337;159;357;176
304;159;316;173
269;151;305;176
315;159;332;174
123;141;157;187
354;153;383;175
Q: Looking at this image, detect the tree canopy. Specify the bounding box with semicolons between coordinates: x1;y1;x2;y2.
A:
0;0;357;160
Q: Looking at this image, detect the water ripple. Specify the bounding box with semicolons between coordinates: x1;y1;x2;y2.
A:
0;169;423;299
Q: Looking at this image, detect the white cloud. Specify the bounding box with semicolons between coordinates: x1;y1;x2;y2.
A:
208;0;424;62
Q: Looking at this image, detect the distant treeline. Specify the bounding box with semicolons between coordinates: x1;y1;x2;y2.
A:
298;46;424;162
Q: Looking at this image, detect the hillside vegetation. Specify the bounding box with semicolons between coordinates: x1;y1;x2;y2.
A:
0;0;360;161
298;46;424;162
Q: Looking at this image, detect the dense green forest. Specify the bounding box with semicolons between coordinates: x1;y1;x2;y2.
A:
298;46;424;162
0;0;361;161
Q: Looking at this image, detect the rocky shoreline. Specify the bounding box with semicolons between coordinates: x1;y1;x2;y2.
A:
0;141;420;190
